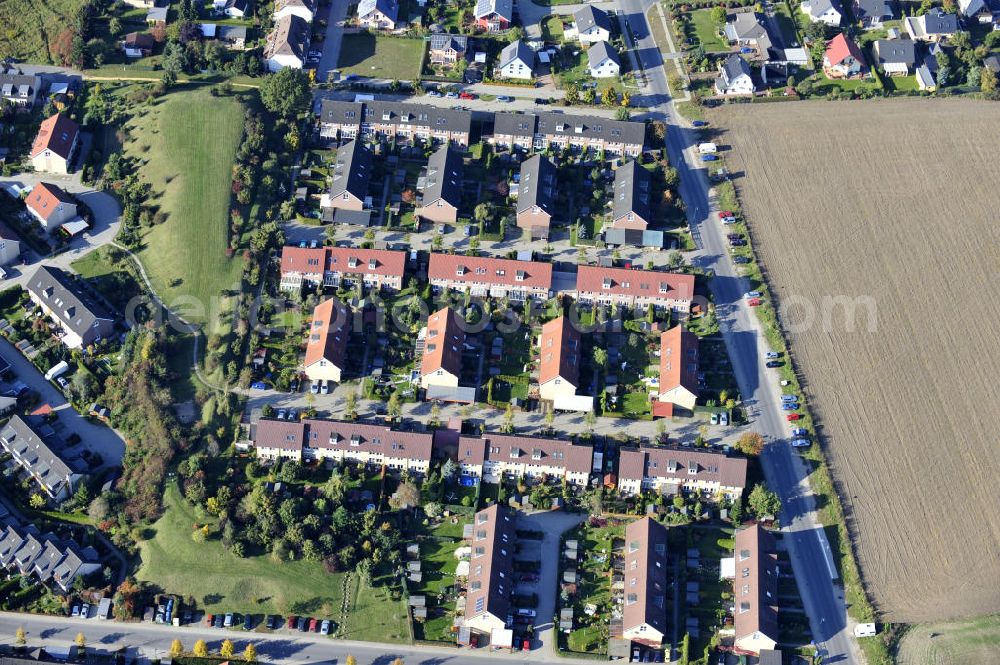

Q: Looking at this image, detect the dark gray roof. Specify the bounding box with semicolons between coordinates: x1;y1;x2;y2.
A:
922;9;957;34
358;0;398;21
264;14;309;61
853;0;896;20
923;41;943;73
984;53;1000;73
320;99;364;124
27;265;115;342
517;155;557;216
225;0;249;11
500;40;535;69
330;209;373;226
429;33;468;52
0;416;76;498
587;40;620;68
475;0;513;20
574;5;612;33
218;24;248;41
603;228;664;248
493;111;537;138
721;53;752;82
726;12;773;51
329;140;372;202
874;39;916;66
422;144;463;207
613;160;652;223
0;73;40;99
536;112;646;148
364;100;473;136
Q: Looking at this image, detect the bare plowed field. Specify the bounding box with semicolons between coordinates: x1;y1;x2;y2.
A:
713;99;1000;623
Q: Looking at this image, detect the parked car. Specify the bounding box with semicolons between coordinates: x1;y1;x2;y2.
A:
780;379;791;386
297;617;309;632
534;97;550;104
445;91;459;98
287;615;297;629
729;238;746;246
782;403;799;411
692;120;708;127
244;614;254;630
276;408;287;420
787;413;801;421
523;639;531;651
80;603;90;617
710;412;718;425
320;619;331;635
224;613;234;628
733;256;751;264
71;604;80;617
766;360;782;368
308;618;318;632
288;408;299;421
700;154;717;162
497;95;513;102
289;377;300;392
792;427;808;436
459;91;476;100
791;438;810;447
426;90;442;97
722;216;737;225
320;380;330;395
205;613;214;626
311;381;320;394
213;614;224;628
781;394;797;401
744;291;761;298
516;608;536;618
719;412;729;426
747;298;762;307
765;351;780;359
251;381;267;390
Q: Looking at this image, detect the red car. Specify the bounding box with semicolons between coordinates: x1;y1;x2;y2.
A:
747;298;762;307
308;618;318;632
523;639;531;651
719;210;734;217
206;614;214;626
787;413;801;421
287;615;297;629
459;92;476;100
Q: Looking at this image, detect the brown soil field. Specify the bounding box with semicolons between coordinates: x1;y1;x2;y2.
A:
712;99;1000;623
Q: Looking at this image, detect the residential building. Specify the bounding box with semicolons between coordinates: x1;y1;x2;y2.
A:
853;0;896;28
24;183;77;232
274;0;316;22
30;113;79;174
873;39;916;75
715;54;755;96
0;223;20;267
724;12;773;50
0;416;83;502
463;505;517;636
121;32;155;58
491;113;538;152
916;62;938;91
657;325;699;412
823;33;866;78
357;0;399;30
574;265;695;313
733;524;780;656
617;447;747;498
26;266;115;350
419;307;466;389
322;139;372;212
538;316;581;402
264;14;309;71
417;143;464;224
429;34;468;65
610;160;653;231
621;518;669;647
458;434;593;486
573;5;612;44
801;0;842;26
904;9;958;42
303;298;351;384
0;523;100;593
254;418;435;473
217;24;248;49
587;41;621;78
0;72;42;107
498;40;535;80
224;0;250;18
146;6;168;24
723;11;806;82
514;154;557;238
984;53;1000;73
491;112;645;157
318;100;472;147
278;245;406;292
475;0;513;32
428;254;553;301
958;0;999;22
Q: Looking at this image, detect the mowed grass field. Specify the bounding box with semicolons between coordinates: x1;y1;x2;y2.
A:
337;34;423;80
712;99;1000;624
138;483;411;643
0;0;82;64
898;615;1000;665
124;86;244;330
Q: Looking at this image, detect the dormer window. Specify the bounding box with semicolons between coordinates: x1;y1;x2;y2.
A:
348;257;359;268
602;277;612;289
688;461;697;474
509;447;520;458
456;265;466;276
515;270;526;282
382;111;391;121
368;259;377;270
740;549;751;561
531;449;542;460
350;434;362;446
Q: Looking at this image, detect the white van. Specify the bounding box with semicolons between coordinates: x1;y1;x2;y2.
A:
698;142;718;155
44;360;70;382
854;623;877;637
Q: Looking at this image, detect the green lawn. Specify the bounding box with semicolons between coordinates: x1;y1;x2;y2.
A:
138;482;410;646
338;34;424;80
0;0;83;64
690;10;728;51
885;74;921;92
124;86;245;331
543;15;566;42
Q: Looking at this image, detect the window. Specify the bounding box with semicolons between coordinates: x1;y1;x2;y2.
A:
739;601;750;614
626;593;637;605
474;597;485;613
630;560;637;570
628;540;639;553
739;549;751;561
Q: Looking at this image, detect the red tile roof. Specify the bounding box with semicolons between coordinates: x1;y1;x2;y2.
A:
733;524;779;648
825;33;865;67
538;316;581;387
24;183;75;222
622;517;669;642
576;265;694;303
421;307;466;378
619;446;747;491
255;419;306;452
30;113;79;160
659;325;699;395
458;436;487;466
427;253;553;290
481;433;593;474
280;246;406;279
303;297;350;370
254;418;434;463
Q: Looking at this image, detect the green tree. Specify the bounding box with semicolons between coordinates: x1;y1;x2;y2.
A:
981;66;998;97
29;494;45;509
564;84;580;104
345;392;358;418
75;633;86;649
501;404;515;433
710;6;727;23
430;402;442;428
387;391;402;418
747;484;781;518
582;87;596;104
734;431;765;456
615;107;630;121
259;68;312;118
601;87;618;106
593;347;608;369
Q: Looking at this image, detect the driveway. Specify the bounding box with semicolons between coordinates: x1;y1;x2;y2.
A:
0;336;126;467
317;0;350;82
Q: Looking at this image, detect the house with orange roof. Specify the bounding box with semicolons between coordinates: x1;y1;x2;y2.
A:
463;504;517;637
24;183;78;232
657;325;699;412
419;307;467;390
616;446;747;498
278;246;406;293
537;315;582;402
575;265;695;314
457;433;593;486
427;253;552;301
303;298;351;384
30;114;79;174
621;517;669;646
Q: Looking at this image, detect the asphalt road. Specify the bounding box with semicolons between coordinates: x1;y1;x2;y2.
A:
615;1;862;661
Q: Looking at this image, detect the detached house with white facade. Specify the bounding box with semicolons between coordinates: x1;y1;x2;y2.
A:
572;5;612;44
715;54;755;95
498;40;535;80
587;41;621;78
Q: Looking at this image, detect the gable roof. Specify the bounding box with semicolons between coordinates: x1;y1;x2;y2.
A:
825;33;865;67
725;12;773;51
304;298;351;371
26;266;115;340
429;33;468;52
24;183;75;222
539;315;581;388
254;417;436;462
358;0;398;20
536;112;646;147
225;0;250;11
805;0;840;19
422;143;463;208
0;416;75;495
587;40;620;68
123;32;155;49
30;113;79;160
330;139;373;202
854;0;895;19
421;307;466;379
622;517;669;636
264;14;309;62
500;40;535;69
921;8;958;34
516;154;557;216
475;0;513;20
472;433;593;473
613;160;652;223
0;221;18;243
0;72;40;100
659;325;699;395
721;53;753;82
466;505;517;623
575;265;695;303
574;5;612;33
733;524;779;644
275;0;316;12
279;246;406;279
428;253;553;290
874;39;916;66
618;446;748;491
